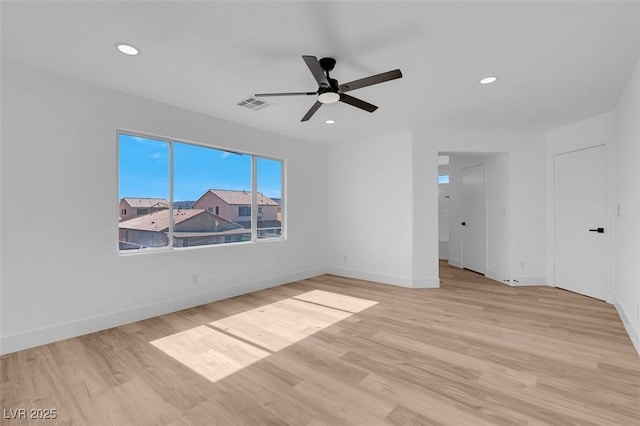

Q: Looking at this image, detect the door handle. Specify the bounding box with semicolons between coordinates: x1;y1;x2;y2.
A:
588;227;604;233
461;222;466;226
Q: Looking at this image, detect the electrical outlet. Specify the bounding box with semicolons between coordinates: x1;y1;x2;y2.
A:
343;255;348;262
520;261;525;269
191;274;198;285
209;271;216;283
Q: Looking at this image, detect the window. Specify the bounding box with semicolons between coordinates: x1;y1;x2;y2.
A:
173;141;253;247
438;174;450;184
118;134;170;250
257;157;283;239
118;131;284;252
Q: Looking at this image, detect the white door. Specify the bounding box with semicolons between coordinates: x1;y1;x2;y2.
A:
462;163;486;274
554;145;608;300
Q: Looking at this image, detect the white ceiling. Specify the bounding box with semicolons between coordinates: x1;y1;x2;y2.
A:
2;1;639;144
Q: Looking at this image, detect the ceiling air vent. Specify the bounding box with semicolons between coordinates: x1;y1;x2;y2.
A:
237;97;272;111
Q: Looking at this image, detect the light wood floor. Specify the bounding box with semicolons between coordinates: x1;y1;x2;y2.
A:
2;263;639;425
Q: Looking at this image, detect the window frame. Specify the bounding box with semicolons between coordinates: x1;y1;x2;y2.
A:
116;129;286;254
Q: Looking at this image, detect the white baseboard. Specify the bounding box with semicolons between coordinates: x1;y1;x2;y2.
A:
613;298;640;357
448;258;462;268
509;275;548;286
485;269;511;285
326;266;439;289
410;277;441;289
0;267;326;355
438;241;449;260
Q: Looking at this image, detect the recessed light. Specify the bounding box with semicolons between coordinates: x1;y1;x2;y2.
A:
524;118;537;124
325;119;336;124
479;76;497;85
115;43;139;56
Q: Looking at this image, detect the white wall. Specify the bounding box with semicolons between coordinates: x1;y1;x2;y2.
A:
0;61;327;354
325;131;437;287
612;58;640;354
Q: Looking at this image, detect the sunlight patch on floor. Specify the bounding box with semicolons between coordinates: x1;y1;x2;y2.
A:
151;290;377;383
151;325;270;383
292;289;378;313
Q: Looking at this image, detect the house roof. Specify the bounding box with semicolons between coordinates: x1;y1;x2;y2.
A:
121;197;169;209
205;189;279;206
119;208;246;232
119;209;205;232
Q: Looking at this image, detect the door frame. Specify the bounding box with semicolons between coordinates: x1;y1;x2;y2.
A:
461;161;488;275
547;138;613;302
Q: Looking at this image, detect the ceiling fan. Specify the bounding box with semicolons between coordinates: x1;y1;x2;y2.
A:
255;55;402;122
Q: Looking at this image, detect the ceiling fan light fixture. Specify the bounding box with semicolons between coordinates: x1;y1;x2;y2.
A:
115;42;139;56
318;92;340;104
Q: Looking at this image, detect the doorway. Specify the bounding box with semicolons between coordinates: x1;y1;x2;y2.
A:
438;156;450;260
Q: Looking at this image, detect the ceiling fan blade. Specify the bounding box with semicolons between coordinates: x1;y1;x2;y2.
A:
255;92;316;97
301;101;322;122
339;69;403;92
302;55;330;88
339;94;378;113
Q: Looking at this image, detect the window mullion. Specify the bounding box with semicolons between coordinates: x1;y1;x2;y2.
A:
251;155;258;241
168;141;174;248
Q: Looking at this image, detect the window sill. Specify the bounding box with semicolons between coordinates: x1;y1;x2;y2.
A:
117;237;286;256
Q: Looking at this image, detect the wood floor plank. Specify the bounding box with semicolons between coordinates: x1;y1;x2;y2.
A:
150;326;270;383
1;262;638;425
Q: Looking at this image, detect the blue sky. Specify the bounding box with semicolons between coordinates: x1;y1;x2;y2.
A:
119;134;282;201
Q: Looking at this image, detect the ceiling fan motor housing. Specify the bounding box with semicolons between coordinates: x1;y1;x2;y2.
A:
319;57;336;72
318;77;339;93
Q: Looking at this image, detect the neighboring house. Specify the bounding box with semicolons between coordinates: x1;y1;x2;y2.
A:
271;197;283;222
192;189;280;228
173;200;194;210
119;197;169;221
118;209;250;249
